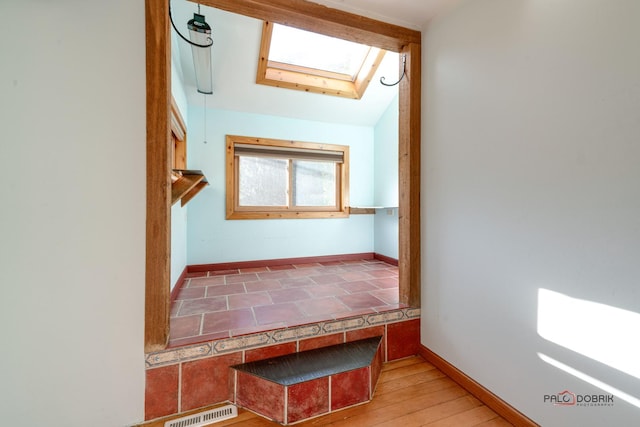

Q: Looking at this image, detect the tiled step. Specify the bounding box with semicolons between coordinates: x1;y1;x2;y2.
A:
231;336;384;424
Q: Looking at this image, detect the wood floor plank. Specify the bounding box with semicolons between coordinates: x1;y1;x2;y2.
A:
423;405;500;426
375;367;448;395
375;376;459;404
373;395;484;427
295;377;460;427
474;417;515;427
380;355;427;372
213;410;274;426
303;385;470;427
378;359;437;383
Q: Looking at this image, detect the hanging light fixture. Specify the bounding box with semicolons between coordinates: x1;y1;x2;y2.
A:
169;1;213;94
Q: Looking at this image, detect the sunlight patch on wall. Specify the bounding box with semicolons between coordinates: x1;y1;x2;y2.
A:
537;288;640;379
538;353;640;409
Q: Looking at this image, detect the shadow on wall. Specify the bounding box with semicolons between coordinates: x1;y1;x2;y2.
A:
536;288;640;408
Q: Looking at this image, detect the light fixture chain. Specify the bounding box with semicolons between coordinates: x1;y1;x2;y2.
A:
203;95;207;144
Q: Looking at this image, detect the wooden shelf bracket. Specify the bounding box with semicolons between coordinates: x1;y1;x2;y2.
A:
171;169;208;206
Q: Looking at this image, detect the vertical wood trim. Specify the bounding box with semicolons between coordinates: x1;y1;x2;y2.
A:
255;21;273;86
225;136;235;219
145;0;171;352
398;43;421;308
171;97;187;170
341;145;350;215
170;97;187;141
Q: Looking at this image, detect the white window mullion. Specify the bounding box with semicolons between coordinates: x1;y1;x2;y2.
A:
288;158;294;209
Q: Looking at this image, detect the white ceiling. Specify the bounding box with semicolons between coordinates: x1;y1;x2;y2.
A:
310;0;461;30
171;0;457;126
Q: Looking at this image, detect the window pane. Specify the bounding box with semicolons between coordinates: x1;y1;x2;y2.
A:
238;156;287;206
292;160;336;207
269;24;370;78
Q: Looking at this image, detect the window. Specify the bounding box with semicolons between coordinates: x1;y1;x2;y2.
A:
257;22;387;99
226;135;349;219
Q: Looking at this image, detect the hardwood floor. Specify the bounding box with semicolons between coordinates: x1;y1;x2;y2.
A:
215;356;513;426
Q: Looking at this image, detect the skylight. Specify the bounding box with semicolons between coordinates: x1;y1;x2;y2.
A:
268;24;371;80
256;22;386;99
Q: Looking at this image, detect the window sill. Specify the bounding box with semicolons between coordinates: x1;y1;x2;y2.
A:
226;210;349;220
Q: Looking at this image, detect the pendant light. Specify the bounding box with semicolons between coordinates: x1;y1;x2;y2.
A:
170;1;213;94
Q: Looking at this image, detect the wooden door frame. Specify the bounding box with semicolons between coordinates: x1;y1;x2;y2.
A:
145;0;421;352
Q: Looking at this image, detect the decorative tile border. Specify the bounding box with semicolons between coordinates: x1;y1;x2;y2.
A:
323;316;366;333
146;343;212;367
213;333;271;353
367;310;405;325
146;307;420;368
273;324;322;342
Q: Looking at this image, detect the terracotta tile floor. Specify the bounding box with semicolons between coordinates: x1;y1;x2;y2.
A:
169;259;403;347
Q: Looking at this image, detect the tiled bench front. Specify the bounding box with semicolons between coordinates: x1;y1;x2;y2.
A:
231;336;383;424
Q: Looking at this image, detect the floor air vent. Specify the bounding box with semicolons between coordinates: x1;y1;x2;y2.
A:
164;405;238;427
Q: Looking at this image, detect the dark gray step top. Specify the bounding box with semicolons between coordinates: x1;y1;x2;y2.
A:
231;336;382;386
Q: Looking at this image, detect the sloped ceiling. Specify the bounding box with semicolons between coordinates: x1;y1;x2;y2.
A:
171;0;457;126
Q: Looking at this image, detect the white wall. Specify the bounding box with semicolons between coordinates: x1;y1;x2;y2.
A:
374;95;399;259
186;108;375;264
0;1;145;426
171;55;188;122
423;1;640;425
374;208;399;260
374;94;399;207
171;202;188;289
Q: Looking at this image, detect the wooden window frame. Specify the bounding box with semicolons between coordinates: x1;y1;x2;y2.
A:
257;21;387;99
171;97;187;170
145;0;421;352
226;135;349;219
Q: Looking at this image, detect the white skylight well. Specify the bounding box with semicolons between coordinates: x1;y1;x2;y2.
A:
257;22;386;99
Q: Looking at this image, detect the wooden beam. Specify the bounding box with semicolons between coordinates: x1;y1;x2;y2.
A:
398;43;421;308
192;0;421;52
145;0;171;352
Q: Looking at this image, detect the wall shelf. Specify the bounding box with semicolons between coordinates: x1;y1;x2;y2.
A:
171;169;208;206
349;206;398;215
349;207;375;215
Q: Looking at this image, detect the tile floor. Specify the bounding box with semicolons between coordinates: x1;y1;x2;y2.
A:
169;259;403;347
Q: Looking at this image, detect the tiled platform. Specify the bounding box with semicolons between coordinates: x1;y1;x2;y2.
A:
170;259;402;347
145;257;419;423
232;337;383;424
144;313;421;421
